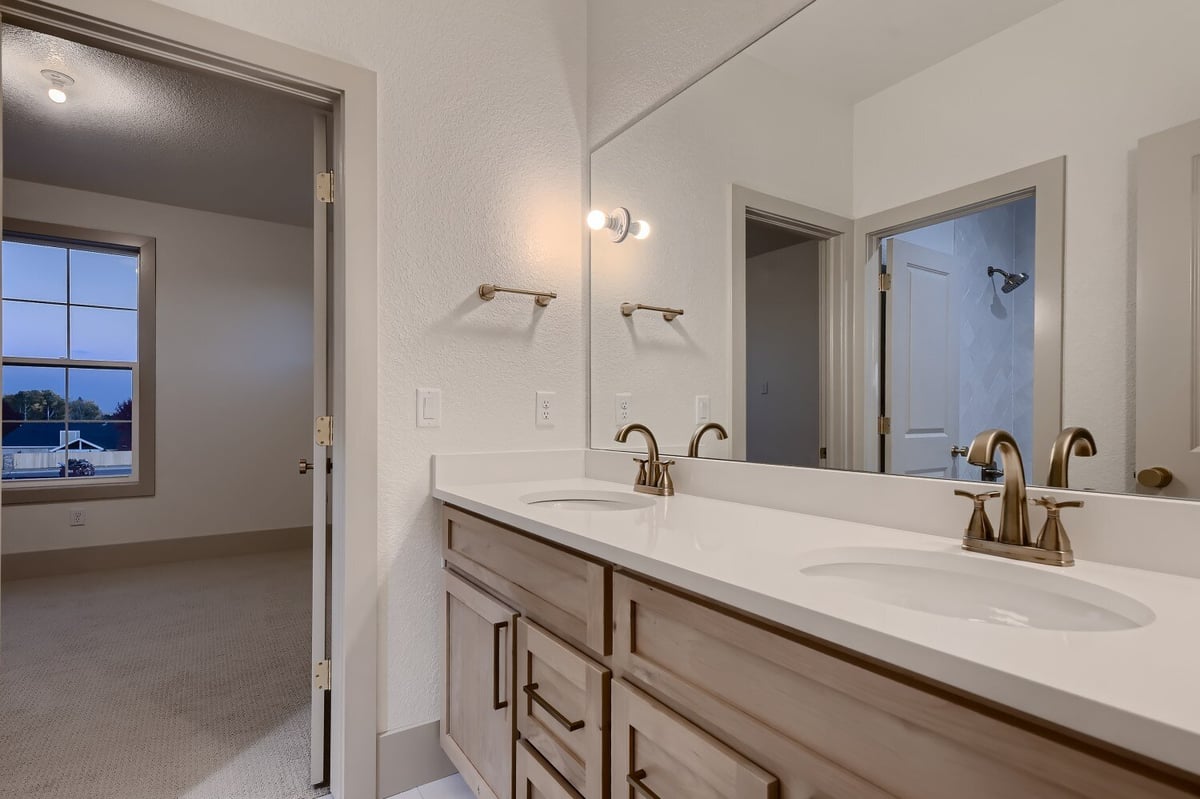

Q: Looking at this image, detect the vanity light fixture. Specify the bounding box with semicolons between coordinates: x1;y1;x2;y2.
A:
587;207;650;242
41;69;74;104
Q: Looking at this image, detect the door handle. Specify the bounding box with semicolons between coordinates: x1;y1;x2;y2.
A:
492;620;509;711
522;683;585;731
299;458;314;474
950;445;969;457
1137;466;1174;488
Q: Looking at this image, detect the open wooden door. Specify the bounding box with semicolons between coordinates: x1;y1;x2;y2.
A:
884;239;962;478
309;114;333;785
1135;117;1200;497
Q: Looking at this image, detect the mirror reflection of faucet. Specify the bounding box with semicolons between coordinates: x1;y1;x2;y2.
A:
688;422;728;458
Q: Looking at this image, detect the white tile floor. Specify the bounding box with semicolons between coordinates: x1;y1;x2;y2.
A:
386;773;473;799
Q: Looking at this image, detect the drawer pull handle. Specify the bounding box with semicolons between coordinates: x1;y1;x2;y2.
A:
492;620;509;711
522;683;585;732
627;769;664;799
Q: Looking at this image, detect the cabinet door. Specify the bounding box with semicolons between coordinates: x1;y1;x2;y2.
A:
442;569;518;799
612;679;778;799
516;619;609;799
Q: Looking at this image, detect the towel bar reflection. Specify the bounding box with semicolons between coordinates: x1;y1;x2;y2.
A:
478;283;556;307
621;302;684;322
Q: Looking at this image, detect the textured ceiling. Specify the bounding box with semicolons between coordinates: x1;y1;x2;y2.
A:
2;24;316;227
747;0;1064;104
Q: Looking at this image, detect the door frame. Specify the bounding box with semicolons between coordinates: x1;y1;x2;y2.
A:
851;157;1066;482
731;185;853;467
0;3;379;798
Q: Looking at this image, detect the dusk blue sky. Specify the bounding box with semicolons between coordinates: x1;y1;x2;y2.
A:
2;240;138;413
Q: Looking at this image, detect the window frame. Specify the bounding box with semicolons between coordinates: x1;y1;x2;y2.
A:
2;217;156;504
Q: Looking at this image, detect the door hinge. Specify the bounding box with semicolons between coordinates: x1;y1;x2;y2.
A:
315;415;333;447
878;273;892;292
313;659;331;692
878;416;892;435
316;171;335;204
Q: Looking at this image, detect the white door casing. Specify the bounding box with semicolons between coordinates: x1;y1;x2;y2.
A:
1135;117;1200;497
885;239;962;479
310;115;332;785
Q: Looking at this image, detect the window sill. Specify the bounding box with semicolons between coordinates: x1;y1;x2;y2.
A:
2;475;155;505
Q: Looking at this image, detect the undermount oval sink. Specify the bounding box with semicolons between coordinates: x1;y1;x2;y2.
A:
519;489;656;512
798;547;1154;632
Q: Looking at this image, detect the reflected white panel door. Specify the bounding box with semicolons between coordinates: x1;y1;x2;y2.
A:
885;239;962;478
1136;117;1200;497
310;115;332;785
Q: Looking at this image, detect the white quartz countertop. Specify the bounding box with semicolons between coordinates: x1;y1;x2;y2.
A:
433;473;1200;775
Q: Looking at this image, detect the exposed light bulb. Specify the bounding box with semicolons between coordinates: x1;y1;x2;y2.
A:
632;220;651;240
41;70;74;105
586;210;608;231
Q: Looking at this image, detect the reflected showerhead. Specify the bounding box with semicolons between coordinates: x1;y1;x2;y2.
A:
988;266;1029;294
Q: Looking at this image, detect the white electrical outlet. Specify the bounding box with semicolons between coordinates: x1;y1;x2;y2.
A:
615;392;633;425
69;508;86;527
695;394;711;424
535;391;555;427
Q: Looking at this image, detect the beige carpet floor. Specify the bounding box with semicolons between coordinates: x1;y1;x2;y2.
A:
0;548;329;799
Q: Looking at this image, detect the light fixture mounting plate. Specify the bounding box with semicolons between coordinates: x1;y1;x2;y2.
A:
41;69;75;87
609;207;631;242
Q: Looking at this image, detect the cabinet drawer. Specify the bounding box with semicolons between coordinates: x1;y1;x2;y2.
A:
517;619;609;799
443;505;611;656
517;739;585;799
614;573;1195;799
612;679;778;799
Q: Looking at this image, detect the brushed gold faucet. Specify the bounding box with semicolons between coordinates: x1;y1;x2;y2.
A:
961;429;1083;566
1046;426;1097;489
967;429;1031;546
687;422;728;458
614;423;675;496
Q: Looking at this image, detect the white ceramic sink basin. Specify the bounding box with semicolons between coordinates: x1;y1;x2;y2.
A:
798;547;1154;632
519;489;655;512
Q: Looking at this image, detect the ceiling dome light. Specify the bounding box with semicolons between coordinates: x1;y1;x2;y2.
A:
41;69;75;104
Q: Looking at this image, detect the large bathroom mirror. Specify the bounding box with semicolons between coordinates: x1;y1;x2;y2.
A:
589;0;1200;499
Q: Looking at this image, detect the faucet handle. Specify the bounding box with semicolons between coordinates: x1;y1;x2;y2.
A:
1030;496;1083;557
953;489;1001;542
631;457;649;487
656;459;676;494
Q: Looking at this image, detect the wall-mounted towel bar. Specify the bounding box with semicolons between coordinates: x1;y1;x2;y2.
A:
478;283;557;307
621;302;684;321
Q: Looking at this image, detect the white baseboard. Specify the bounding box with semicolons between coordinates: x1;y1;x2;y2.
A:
376;721;455;798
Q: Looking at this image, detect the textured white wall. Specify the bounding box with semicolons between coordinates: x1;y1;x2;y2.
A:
2;178;312;553
587;0;814;147
854;0;1200;494
146;0;588;733
590;53;852;455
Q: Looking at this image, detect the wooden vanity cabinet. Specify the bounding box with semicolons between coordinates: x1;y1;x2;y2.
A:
442;569;518;799
441;505;1200;799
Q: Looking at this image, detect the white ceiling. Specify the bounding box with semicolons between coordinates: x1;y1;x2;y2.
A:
1;24;316;227
746;0;1065;105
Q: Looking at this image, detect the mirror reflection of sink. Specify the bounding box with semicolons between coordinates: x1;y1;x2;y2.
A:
798;547;1154;632
520;490;655;512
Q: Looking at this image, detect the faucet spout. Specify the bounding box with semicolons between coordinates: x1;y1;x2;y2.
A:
1046;426;1097;489
966;429;1031;546
614;422;660;464
687;422;728;458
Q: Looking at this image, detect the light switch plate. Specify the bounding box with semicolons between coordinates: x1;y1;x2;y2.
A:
416;388;441;428
535;391;555;427
695;394;711;424
615;392;633;425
